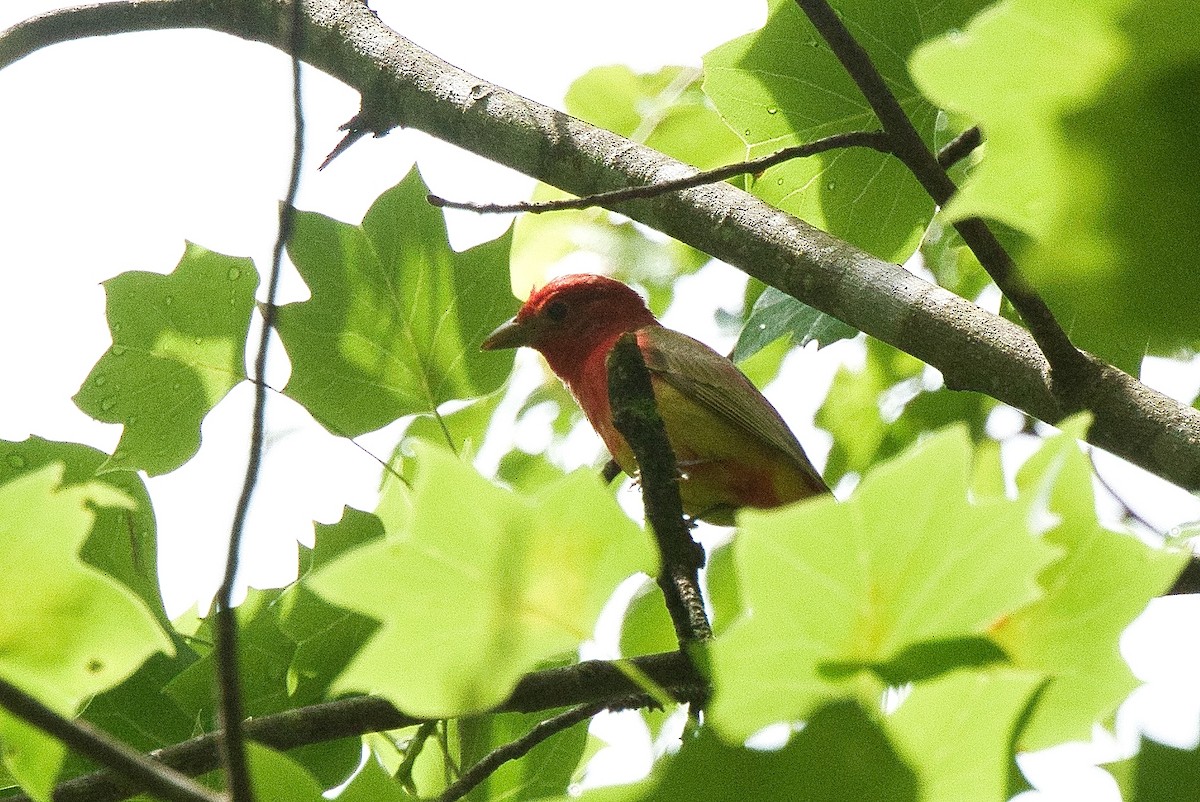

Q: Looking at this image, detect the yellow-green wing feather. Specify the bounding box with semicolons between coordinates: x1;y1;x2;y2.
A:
636;325;827;491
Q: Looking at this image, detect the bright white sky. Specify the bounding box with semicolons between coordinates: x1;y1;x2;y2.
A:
1;1;1198;799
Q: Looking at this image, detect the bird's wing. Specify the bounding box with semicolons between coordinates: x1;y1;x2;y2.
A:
636;325;827;488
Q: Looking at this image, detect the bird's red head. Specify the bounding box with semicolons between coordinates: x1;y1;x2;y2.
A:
481;273;658;380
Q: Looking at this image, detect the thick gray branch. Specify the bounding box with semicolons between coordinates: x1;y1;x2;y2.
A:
3;0;1200;490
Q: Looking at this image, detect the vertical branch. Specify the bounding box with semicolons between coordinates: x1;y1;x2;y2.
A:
606;334;713;646
214;2;306;799
795;0;1089;391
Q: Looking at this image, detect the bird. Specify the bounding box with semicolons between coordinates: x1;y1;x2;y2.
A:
482;273;829;524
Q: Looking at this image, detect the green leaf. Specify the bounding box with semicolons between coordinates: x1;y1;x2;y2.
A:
822;636;1009;686
276;168;518;437
565;65;744;169
72;243;257;475
994;416;1188;749
919;222;992;302
706;542;743;637
1129;736;1200;802
279;509;384;703
887;669;1043;802
0;465;173;799
401;391;505;460
457;707;590;801
814;339;925;485
910;0;1200;371
0;438;165;627
510;65;722;300
60;642;200;782
619;581;677;659
731;287;858;363
703;0;989;262
709;426;1058;740
562;700;917;802
164;584;363;786
245;742;326;802
334;756;413;801
308;443;657;716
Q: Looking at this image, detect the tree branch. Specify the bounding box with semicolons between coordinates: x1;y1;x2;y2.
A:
436;703;604;802
3;651;703;802
0;677;222;802
211;3;306;800
936;125;982;170
794;0;1088;390
607;334;713;648
3;0;1200;493
428;130;893;214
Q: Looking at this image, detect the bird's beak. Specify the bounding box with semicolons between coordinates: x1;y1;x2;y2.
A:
481;316;535;350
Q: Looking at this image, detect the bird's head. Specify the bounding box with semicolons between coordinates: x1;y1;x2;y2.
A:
482;274;657;374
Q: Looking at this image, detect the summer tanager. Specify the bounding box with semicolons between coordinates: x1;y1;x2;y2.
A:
482;273;829;524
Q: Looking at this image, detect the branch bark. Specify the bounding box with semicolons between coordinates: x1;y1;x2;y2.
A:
0;678;222;802
793;0;1089;391
2;651;701;802
607;334;712;647
4;0;1196;492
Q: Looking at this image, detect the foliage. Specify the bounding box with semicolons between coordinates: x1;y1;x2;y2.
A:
1;1;1197;801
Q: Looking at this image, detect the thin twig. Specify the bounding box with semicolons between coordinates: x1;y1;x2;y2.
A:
394;720;438;794
1088;451;1160;534
795;0;1088;391
606;334;712;646
936;125;982;169
0;677;222;802
213;4;306;800
428;130;893;214
437;703;604;802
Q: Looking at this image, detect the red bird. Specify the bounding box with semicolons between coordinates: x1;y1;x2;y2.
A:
482;273;829;524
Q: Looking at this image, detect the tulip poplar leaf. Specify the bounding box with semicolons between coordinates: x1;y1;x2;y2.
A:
511;66;723;301
887;669;1043;802
992;416;1187;749
545;700;918;802
704;0;990;263
910;0;1200;371
731;286;858;363
709;426;1058;739
0;464;173;800
73;243;257;475
308;443;658;717
0;437;165;628
277;168;519;437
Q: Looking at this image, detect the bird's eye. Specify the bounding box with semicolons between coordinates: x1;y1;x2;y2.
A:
545;300;568;322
